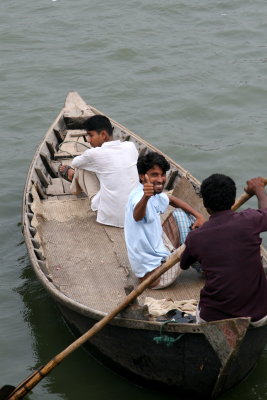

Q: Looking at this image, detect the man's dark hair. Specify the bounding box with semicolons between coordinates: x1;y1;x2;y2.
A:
137;151;170;175
83;115;114;136
200;173;236;212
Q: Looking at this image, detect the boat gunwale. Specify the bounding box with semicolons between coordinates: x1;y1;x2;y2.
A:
22;92;262;334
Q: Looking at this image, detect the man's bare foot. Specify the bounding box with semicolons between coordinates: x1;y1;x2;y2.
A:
58;165;75;182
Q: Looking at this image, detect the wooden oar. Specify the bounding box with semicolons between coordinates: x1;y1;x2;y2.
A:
1;179;266;400
0;245;185;400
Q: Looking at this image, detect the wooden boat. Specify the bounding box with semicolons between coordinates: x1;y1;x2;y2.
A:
22;92;267;399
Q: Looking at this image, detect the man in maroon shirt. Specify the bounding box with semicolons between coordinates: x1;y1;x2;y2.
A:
180;174;267;326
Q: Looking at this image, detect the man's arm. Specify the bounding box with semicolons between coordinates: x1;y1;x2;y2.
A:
71;149;92;169
245;177;267;209
168;195;206;228
133;174;154;221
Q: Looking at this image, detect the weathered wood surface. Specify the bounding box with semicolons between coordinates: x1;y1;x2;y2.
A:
54;130;91;159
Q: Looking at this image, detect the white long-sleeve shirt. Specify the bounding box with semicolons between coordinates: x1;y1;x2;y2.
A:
72;140;139;227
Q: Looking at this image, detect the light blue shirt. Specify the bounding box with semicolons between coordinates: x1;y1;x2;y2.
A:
124;183;170;277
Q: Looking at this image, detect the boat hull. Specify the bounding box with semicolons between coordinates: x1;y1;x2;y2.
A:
57;302;267;398
22;92;267;399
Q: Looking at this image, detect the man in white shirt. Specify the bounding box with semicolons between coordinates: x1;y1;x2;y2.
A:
124;152;206;289
59;115;139;228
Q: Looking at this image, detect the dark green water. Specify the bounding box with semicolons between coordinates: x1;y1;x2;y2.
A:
1;1;267;398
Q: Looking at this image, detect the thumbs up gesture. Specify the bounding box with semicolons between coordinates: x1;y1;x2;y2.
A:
143;174;154;198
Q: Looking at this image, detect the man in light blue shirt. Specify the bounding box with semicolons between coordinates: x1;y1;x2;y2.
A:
124;152;205;289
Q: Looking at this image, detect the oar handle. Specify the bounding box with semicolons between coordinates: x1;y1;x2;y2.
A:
231;177;267;211
231;192;253;211
6;245;185;400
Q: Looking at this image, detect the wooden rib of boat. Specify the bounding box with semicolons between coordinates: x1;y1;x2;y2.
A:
22;91;267;399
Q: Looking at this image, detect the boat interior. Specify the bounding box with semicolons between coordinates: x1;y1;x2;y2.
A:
26;92;267;319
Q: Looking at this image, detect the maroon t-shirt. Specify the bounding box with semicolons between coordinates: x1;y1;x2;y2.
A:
180;208;267;322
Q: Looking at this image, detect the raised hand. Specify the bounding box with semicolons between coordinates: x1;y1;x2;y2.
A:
143;174;154;197
244;177;267;209
245;177;266;196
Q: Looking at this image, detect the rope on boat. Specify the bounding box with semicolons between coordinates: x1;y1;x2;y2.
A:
153;321;184;347
57;140;91;157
